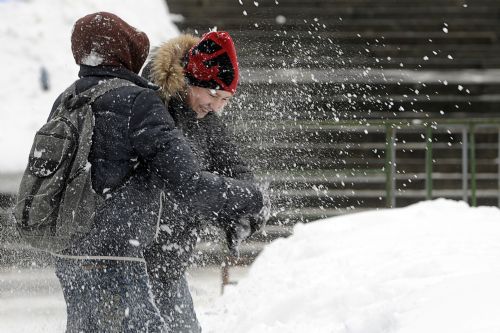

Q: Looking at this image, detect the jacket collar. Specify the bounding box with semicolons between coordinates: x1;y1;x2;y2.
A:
168;97;217;128
169;97;198;125
79;65;159;90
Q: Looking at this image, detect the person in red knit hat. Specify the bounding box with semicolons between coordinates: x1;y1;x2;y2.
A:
142;31;270;333
143;31;240;118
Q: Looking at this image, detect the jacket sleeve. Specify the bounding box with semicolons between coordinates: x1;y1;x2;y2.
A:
128;89;262;219
206;115;255;181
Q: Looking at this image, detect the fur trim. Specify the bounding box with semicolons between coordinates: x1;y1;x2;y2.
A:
149;34;200;102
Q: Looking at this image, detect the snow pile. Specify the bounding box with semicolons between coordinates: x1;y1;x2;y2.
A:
0;0;178;173
202;199;500;333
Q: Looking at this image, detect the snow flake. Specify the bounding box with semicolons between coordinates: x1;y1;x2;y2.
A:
33;148;46;158
160;224;173;235
128;239;140;247
81;50;104;66
275;15;286;24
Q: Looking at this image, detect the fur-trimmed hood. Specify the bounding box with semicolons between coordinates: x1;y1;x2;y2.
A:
142;34;200;102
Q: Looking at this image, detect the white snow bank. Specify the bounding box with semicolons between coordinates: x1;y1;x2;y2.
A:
202;199;500;333
0;0;178;173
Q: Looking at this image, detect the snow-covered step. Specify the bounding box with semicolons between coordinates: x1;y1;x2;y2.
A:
177;18;500;33
170;5;498;20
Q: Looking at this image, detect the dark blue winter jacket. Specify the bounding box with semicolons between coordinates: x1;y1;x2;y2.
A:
50;65;262;258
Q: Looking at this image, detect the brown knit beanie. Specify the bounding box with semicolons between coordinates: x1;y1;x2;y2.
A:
71;12;150;74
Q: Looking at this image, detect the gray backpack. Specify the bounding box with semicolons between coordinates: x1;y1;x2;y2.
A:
13;78;135;253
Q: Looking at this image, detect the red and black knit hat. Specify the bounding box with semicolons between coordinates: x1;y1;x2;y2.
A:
184;31;239;94
71;12;150;74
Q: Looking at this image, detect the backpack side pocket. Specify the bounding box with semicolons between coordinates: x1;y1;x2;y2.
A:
13;118;76;250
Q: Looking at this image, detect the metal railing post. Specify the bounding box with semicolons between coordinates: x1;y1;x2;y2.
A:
425;126;433;200
498;129;500;207
462;127;468;203
391;130;396;208
469;124;477;207
385;125;395;208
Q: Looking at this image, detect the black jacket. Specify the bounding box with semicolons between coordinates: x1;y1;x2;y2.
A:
51;66;261;257
168;97;253;181
144;97;256;279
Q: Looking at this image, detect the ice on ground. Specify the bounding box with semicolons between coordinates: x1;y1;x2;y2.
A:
200;199;500;333
0;0;178;173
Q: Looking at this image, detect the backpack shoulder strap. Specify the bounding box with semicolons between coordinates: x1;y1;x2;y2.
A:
58;78;136;114
81;78;136;104
53;78;136;119
51;83;77;119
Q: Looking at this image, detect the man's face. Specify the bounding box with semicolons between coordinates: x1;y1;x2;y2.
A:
186;86;233;119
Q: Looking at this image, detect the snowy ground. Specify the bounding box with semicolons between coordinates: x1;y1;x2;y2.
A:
0;265;247;333
2;199;500;332
200;199;500;333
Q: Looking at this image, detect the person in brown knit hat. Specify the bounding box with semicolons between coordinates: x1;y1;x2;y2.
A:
142;32;270;333
71;12;150;74
50;13;266;333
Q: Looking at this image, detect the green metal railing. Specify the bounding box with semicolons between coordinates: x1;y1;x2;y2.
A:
344;118;500;208
241;117;500;209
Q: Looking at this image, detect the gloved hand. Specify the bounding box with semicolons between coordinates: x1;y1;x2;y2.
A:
218;178;264;223
250;182;271;234
225;183;272;257
225;216;252;258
